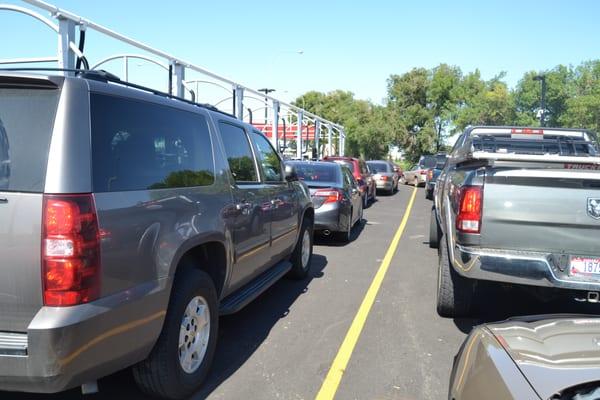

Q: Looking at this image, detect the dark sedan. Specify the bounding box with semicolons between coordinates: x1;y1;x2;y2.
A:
288;161;363;242
425;153;447;200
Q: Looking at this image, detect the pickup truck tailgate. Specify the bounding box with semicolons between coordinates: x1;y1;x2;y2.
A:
481;168;600;255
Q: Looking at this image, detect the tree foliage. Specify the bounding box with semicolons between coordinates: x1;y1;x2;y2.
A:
294;60;600;163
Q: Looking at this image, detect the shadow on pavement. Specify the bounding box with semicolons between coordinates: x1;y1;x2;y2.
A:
1;254;329;400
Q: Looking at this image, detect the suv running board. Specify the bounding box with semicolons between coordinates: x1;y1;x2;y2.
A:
219;260;292;315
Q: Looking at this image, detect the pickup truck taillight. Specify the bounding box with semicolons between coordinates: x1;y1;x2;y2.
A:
427;169;434;181
456;186;483;234
42;194;101;306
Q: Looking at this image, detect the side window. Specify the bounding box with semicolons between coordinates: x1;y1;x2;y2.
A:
412;165;419;171
342;168;353;188
217;122;259;183
251;130;283;182
91;94;215;192
360;161;368;174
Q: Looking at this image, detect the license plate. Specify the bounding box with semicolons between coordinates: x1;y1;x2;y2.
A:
570;257;600;277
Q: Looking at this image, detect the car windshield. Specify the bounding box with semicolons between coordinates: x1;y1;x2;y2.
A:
367;161;390;173
291;163;342;186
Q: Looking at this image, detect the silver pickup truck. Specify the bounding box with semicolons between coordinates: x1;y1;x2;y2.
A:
430;126;600;317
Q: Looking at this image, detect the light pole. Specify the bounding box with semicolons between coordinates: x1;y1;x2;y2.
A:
258;88;275;125
533;75;547;127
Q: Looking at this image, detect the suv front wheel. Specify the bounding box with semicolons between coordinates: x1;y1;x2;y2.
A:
133;269;218;399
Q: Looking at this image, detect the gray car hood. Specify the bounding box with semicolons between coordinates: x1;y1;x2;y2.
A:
487;315;600;399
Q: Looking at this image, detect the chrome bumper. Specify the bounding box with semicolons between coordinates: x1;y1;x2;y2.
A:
452;244;600;291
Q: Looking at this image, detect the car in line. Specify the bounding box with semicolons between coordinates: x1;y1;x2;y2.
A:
424;153;448;200
0;70;315;399
431;126;600;318
450;315;600;400
288;160;363;242
366;160;399;195
401;154;438;187
322;156;376;208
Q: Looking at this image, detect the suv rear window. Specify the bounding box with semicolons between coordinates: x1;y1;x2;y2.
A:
91;94;215;192
0;88;59;192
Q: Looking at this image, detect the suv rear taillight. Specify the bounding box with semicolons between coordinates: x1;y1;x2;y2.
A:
456;186;483;234
314;189;342;204
427;169;434;181
42;194;101;306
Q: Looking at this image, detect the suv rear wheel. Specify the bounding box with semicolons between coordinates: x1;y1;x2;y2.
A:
436;238;475;318
429;207;441;249
133;269;218;399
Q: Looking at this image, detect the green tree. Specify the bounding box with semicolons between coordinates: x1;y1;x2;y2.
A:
559;60;600;133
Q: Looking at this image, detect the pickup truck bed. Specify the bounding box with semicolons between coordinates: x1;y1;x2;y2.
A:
432;126;600;317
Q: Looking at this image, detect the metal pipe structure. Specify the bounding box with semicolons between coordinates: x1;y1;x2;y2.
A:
12;0;346;154
296;110;304;159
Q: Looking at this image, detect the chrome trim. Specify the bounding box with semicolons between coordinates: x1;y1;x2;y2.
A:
0;332;27;357
452;244;600;291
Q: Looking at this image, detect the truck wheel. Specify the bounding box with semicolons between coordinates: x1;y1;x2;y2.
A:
425;188;433;200
429;207;441;249
288;218;313;279
436;238;475;318
133;269;218;399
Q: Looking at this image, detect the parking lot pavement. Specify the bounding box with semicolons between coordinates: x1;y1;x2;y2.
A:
4;185;600;400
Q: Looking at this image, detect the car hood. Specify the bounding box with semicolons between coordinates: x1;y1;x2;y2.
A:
487;315;600;399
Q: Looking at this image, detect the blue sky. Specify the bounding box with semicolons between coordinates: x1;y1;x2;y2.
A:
2;0;599;106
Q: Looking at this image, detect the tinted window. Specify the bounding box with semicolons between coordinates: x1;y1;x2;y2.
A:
342;167;354;188
251;131;283;182
218;122;258;183
332;160;355;173
91;94;215;192
359;160;368;174
367;162;391;173
0;88;59;192
419;155;437;168
292;162;341;186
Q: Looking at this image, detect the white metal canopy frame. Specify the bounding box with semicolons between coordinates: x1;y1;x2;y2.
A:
0;0;346;158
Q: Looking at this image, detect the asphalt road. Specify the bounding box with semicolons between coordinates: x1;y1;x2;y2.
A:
5;184;600;400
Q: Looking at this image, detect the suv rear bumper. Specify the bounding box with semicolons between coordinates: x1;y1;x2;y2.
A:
0;280;169;394
452;244;600;291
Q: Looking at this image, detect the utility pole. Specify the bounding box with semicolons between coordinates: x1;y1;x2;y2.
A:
533;75;547;127
258;88;275;125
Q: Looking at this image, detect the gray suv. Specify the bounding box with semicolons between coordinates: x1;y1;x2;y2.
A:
0;71;314;398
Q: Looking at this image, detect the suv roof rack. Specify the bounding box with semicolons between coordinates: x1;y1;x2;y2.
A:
1;0;347;159
0;67;234;117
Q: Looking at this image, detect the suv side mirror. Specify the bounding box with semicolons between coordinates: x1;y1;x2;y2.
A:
284;164;298;182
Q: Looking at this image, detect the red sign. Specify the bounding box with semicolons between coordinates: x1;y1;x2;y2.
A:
253;123;317;140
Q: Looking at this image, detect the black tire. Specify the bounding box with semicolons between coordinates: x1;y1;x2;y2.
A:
436;238;475;318
133;269;219;399
425;188;433;200
337;212;352;243
288;218;314;279
429;207;441;249
362;193;368;209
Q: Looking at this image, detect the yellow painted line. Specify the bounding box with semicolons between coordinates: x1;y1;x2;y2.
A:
315;186;418;400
